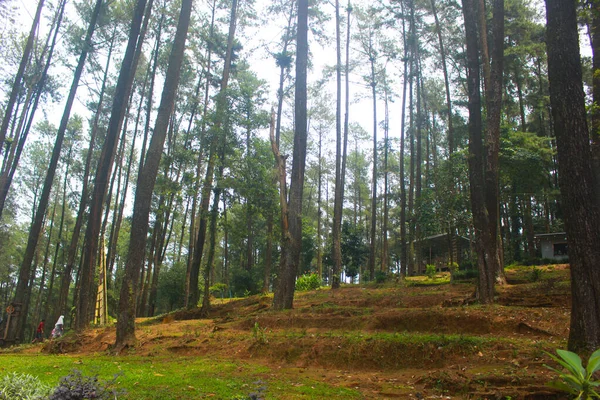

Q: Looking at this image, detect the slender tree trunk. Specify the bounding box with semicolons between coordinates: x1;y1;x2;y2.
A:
188;0;238;309
381;86;389;273
200;156;225;317
0;0;64;219
462;0;494;303
273;0;309;310
78;0;152;331
545;0;600;354
483;0;505;285
263;211;274;293
115;0;191;349
8;0;103;342
0;0;44;150
332;0;343;289
275;0;296;147
399;1;408;276
56;28;116;322
367;48;377;281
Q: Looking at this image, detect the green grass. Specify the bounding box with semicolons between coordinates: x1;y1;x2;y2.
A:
0;354;361;399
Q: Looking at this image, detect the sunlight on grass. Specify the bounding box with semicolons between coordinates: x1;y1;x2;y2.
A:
0;354;361;399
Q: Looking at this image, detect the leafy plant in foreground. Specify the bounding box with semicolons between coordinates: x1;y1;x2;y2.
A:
544;348;600;399
49;369;123;400
295;273;321;291
0;372;52;399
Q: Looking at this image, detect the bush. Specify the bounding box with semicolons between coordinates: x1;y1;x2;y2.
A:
452;269;479;281
295;273;321;291
0;372;52;400
375;270;388;283
425;264;437;279
528;267;543;282
49;370;123;400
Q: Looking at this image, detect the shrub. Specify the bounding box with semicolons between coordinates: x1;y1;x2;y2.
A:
295;273;321;291
375;270;388;283
528;267;543;282
425;264;437;279
0;372;52;400
49;370;123;400
452;269;479;281
210;282;228;298
545;348;600;399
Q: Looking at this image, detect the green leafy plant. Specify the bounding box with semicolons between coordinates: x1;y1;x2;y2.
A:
529;267;543;282
426;264;437;279
252;322;268;345
449;262;459;282
0;372;52;400
375;271;388;284
295;273;321;291
544;348;600;399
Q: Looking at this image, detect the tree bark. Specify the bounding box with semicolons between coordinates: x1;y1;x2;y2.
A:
78;0;152;331
188;0;238;309
8;0;103;342
115;0;191;349
273;0;308;310
462;0;495;303
545;0;600;354
0;0;44;150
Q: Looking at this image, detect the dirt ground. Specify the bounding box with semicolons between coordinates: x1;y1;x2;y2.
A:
38;265;572;399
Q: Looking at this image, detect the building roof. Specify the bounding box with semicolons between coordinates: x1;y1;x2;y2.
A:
534;232;567;240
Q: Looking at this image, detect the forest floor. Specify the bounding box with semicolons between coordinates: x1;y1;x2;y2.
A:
20;265;573;399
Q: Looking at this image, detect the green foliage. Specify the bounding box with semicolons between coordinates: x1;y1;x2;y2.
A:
374;271;388;284
0;372;52;400
545;348;600;399
295;273;321;291
426;264;437;279
451;269;479;281
252;322;268;345
210;283;228;298
230;269;259;297
528;267;543;282
156;261;187;313
341;222;368;283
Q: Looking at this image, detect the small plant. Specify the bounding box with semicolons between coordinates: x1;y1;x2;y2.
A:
252;322;268;345
295;273;321;291
426;264;437;279
449;262;459;282
544;348;600;399
375;270;388;283
49;369;124;400
210;282;228;298
529;267;543;282
0;372;52;399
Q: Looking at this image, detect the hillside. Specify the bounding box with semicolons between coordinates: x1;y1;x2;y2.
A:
13;265;572;399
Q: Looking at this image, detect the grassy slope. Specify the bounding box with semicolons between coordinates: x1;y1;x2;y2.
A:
1;265;572;399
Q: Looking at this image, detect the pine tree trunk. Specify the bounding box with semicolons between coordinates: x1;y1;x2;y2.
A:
545;0;600;354
115;0;191;349
188;0;238;309
0;0;44;150
462;0;495;303
8;0;103;342
273;0;308;310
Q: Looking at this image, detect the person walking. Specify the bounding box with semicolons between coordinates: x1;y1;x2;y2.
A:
52;315;64;338
32;319;44;343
